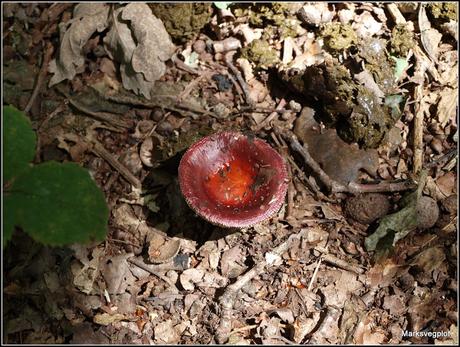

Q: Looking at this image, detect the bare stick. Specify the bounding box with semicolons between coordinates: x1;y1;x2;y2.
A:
413;84;425;174
24;42;54;113
277;128;417;194
216;229;310;343
127;257;179;293
171;53;201;75
412;46;430;174
90;140;141;189
55;86;132;129
314;247;364;274
225;51;255;107
386;3;407;24
307;256;323;291
61;133;142;189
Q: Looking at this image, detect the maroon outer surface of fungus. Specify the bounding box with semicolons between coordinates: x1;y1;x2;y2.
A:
178;131;288;228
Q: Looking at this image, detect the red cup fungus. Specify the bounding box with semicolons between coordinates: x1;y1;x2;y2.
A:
178;131;288;228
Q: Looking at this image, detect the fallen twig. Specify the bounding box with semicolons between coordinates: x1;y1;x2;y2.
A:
225;51;255;107
314;247;364;274
216;229;310;343
253;99;286;131
277;128;417;194
177;70;213;103
171;53;201;75
307;254;323;291
24;42;54;114
101;89;216;119
127;257;179;293
55;86;132;129
60;133;142;188
412;48;428;174
90;140;142;189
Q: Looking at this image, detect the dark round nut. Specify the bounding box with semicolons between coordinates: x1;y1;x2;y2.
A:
152;107;164;121
345;193;391;224
416;196;439;229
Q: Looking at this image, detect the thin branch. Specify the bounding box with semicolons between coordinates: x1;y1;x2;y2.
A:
225;51;255;107
24;42;54;114
276;128;417;194
127;257;179;293
55;86;132;129
216;229;310;343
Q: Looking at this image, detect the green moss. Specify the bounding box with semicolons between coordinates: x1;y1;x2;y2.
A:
427;3;458;21
390;24;415;56
281;61;400;149
337;86;394;149
321;23;358;52
157;125;213;163
233;3;302;38
241;39;279;69
149;3;212;43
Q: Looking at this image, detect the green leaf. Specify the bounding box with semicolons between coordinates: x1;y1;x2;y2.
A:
391;56;409;81
3;105;36;182
214;2;233;10
365;171;427;252
9;161;109;246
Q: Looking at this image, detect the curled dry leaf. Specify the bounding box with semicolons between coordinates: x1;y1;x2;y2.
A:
49;4;110;86
154;320;181;344
220;246;247;278
180;268;205;291
104;3;175;99
437;87;458;126
102;253;136;295
418;5;442;63
70;245;104;295
147;232;181;264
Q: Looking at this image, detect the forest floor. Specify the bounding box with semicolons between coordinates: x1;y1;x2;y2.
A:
3;3;458;344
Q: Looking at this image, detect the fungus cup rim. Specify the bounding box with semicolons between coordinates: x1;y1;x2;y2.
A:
178;131;288;228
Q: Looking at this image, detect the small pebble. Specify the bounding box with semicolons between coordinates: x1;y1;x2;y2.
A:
288;100;302;113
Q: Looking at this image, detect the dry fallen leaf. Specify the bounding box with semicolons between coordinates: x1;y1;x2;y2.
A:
104;3;175;99
294;107;379;185
437;87;458;126
102;253;136;295
154;320;181;344
70;245;104;294
419;5;442;63
180;268;205;291
49;4;110;86
93;312;126;326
